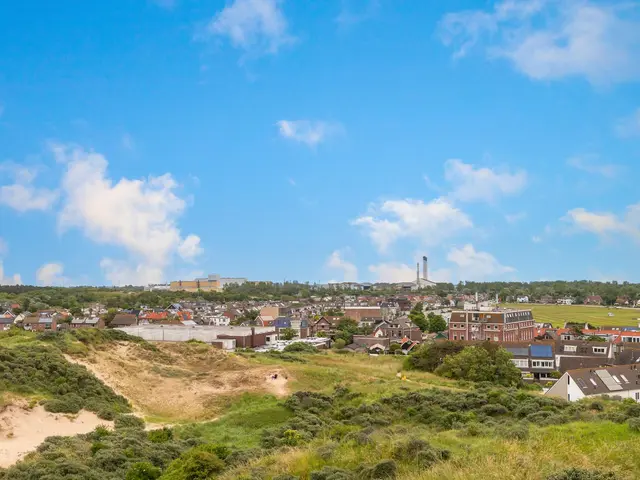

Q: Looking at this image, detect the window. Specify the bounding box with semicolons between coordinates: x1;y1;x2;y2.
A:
532;360;554;368
621;374;630;383
512;359;529;368
593;347;606;354
453;335;457;340
460;335;465;341
564;345;577;352
590;378;597;386
636;392;639;401
612;375;621;384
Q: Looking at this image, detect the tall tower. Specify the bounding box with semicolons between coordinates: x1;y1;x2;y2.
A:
422;256;428;280
416;263;420;285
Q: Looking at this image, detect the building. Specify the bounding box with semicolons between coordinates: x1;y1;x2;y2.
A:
70;318;105;329
448;309;535;342
170;274;248;293
546;365;640;402
504;343;558;383
110;313;138;328
372;317;422;342
344;307;383;322
145;283;171;292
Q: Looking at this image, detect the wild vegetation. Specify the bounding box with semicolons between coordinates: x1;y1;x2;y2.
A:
2;331;640;478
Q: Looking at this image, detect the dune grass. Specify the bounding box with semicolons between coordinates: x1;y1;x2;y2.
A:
504;303;640;328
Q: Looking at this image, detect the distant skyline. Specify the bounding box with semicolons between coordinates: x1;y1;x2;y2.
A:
1;0;640;286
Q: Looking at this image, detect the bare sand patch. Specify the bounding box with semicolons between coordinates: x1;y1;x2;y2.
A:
0;404;112;467
65;342;288;422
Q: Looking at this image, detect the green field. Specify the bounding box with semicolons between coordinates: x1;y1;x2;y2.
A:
504;303;640;328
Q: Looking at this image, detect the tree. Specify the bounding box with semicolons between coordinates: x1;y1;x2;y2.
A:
334;338;346;349
334;317;359;344
102;308;118;325
426;313;447;333
280;328;297;341
389;343;402;354
408;302;428;331
404;341;467;372
435;346;522;387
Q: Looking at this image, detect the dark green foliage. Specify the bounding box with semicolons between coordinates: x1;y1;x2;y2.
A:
0;345;130;417
434;346;522;387
356;460;397;479
546;468;618;480
115;415;146;430
392;439;450;468
283;342;318;354
408;303;428;332
426;312;447;333
148;427;173;443
404;341;467;372
628;417;640;432
280;328;297;341
162;445;226;480
126;462;162;480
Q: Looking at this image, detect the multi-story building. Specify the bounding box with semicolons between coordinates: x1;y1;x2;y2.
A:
170;274;248;293
448;309;535;342
344;306;383;322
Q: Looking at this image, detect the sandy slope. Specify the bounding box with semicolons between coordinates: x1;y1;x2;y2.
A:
65;342;288;422
0;404;112;467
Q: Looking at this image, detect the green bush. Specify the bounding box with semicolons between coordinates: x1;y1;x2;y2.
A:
162;445;226;480
358;459;397;479
126;461;162;480
115;414;146;430
283;342;318;354
148;427;173;443
628;417;640;432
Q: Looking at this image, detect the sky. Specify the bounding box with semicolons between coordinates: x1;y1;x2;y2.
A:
1;0;640;287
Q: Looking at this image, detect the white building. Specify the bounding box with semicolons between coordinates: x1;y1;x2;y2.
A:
546;365;640;402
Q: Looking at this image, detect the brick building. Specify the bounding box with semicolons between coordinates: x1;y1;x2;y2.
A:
448;309;535;342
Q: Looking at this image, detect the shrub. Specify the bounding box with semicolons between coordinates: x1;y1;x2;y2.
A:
283;342;317;354
148;427;173;443
392;439;450;468
163;447;225;480
310;466;352;480
334;339;346;350
115;414;146;430
628;417;640;432
546;468;618;479
126;462;162;480
358;460;397;479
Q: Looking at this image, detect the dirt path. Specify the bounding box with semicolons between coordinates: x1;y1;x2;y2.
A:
0;405;112;467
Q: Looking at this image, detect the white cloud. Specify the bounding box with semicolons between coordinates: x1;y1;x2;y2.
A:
439;0;640;84
567;155;619;178
615;108;640;138
532;235;542;243
0;162;58;212
276;120;342;147
326;250;358;282
505;211;527;223
206;0;293;54
36;262;67;286
0;261;21;285
335;0;380;27
53;143;202;286
564;205;640;241
368;262;415;283
444;159;527;203
352;197;472;253
178;234;204;261
447;244;515;280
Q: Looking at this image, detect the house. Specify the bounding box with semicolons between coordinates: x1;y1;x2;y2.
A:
557;297;574;306
372;317;422;342
504;343;558;383
34;317;56;332
546;364;640;402
0;316;15;331
516;296;530;303
585;295;603;305
110;314;138;328
309;316;341;336
615;296;630;306
554;340;614;372
350;335;390;353
138;311;168;323
255;315;275;327
70;317;105;329
344;307;383;322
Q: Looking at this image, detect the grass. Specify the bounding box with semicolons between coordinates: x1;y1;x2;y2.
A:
174;393;293;448
504;303;640;328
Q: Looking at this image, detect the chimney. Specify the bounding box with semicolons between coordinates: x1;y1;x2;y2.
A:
422;256;428;280
416;263;420;285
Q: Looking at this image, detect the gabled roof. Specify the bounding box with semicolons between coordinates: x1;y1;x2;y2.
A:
567;364;640;395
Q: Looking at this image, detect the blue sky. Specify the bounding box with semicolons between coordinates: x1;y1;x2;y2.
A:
1;0;640;286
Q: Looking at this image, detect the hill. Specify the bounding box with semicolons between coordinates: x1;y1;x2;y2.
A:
0;330;640;479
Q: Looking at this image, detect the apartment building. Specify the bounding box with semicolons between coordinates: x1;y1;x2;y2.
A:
170;274;248;293
448;309;535;342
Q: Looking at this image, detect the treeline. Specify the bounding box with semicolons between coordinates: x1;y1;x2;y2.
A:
2;280;640;312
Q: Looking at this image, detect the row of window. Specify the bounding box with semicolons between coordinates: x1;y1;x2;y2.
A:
563;345;607;354
511;359;554;368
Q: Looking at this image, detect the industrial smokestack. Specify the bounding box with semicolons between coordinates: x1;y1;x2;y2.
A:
416;263;420;285
422;256;428;280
